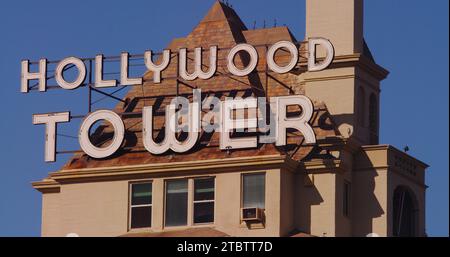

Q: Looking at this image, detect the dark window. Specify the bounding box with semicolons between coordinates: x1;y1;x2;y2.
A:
357;87;366;126
343;181;351;217
193;178;215;224
393;186;417;237
130;182;152;229
243;173;265;209
165;179;188;227
369;93;378;144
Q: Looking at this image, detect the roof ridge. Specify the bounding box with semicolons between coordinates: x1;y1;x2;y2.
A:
200;1;247;31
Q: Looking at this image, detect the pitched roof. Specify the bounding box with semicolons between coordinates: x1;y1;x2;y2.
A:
201;1;247;31
61;1;340;171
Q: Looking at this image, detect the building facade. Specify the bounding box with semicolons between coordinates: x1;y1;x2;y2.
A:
32;0;428;237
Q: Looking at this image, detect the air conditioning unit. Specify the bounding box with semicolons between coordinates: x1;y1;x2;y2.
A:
241;207;263;222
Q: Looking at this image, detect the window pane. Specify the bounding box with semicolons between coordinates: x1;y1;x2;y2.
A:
194;178;215;201
131;183;152;205
194;202;214;224
130;206;152;229
243;174;265;208
165;180;188;226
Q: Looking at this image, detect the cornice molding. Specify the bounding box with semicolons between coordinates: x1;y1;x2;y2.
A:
299;53;389;82
33;155;296;189
32;154;349;193
300;159;344;173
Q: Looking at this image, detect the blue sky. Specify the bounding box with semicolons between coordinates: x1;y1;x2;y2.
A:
0;0;448;236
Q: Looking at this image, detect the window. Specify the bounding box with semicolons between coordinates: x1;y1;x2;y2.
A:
357;87;366;126
369;93;378;144
193;178;215;224
343;181;351;217
242;173;265;209
369;93;377;131
129;182;152;229
165;179;188;227
393;186;417;237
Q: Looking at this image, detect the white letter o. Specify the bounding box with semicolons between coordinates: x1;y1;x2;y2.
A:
79;110;125;159
227;44;258;76
55;57;86;90
267;41;298;73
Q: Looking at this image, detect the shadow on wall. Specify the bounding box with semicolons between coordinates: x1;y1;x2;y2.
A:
296;173;323;235
295;150;385;236
352;151;385;236
329;113;354;138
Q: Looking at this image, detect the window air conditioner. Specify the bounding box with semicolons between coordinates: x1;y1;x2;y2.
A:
241;207;263;222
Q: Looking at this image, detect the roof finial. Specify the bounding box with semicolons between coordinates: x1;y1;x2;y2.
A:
274;19;277;27
404;145;410;153
263;19;266;29
253;21;256;29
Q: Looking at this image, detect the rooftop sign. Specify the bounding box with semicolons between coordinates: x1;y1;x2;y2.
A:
21;39;335;162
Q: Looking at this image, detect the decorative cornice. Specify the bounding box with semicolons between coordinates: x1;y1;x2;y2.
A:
32;155;297;188
299;53;389;82
304;74;356;83
361;144;429;169
31;179;60;193
32;153;349;193
300;159;344;173
353;165;427;189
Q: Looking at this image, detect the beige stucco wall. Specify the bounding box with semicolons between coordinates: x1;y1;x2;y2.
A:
334;170;353;236
353;146;427;237
352;168;388;236
296;172;337;237
279;169;295;236
40;168;287;237
304;67;357;138
306;0;364;56
45;180;129;237
353;146;391;237
41;192;61;236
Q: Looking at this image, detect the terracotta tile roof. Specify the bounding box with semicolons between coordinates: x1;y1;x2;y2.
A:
61;1;340;171
120;227;229;237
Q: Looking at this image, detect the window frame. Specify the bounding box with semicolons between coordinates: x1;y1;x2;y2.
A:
357;86;366;127
192;177;216;225
369;93;378;132
128;180;153;230
241;172;266;210
164;178;189;228
393;186;418;237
